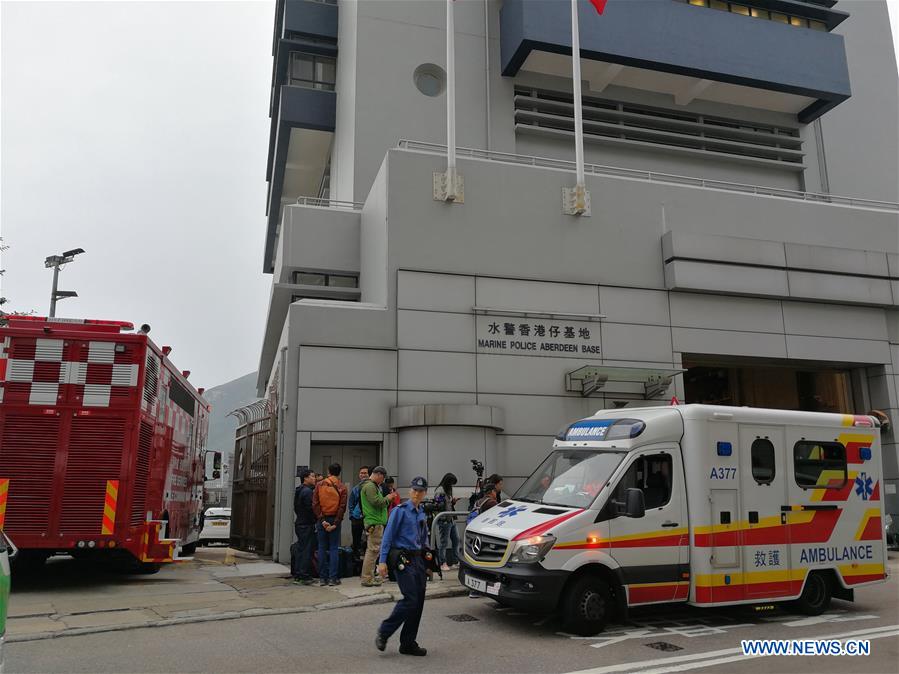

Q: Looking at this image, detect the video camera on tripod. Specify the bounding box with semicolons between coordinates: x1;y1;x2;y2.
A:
468;459;485;511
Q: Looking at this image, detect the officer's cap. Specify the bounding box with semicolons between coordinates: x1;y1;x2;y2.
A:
410;476;428;491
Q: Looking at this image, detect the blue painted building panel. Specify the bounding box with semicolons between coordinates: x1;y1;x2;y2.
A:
501;0;850;121
283;0;338;41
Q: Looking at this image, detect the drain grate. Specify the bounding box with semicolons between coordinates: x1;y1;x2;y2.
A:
447;614;480;622
646;641;683;652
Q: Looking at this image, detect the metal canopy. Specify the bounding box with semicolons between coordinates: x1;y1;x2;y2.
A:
565;365;686;398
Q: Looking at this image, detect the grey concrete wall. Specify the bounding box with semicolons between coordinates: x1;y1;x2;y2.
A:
379;150;898;291
820;0;899;202
325;0;898;207
275;205;360;284
269;147;899;562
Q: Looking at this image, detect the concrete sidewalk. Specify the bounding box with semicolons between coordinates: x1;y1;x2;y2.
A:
8;548;466;643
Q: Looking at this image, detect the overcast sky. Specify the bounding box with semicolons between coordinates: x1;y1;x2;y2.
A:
1;1;898;391
1;0;274;390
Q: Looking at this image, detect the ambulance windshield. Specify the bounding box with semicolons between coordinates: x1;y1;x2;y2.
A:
514;449;624;509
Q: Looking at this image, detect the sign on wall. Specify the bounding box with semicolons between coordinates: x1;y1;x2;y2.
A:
475;315;601;358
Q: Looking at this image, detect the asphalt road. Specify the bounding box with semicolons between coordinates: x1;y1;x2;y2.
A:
8;556;899;674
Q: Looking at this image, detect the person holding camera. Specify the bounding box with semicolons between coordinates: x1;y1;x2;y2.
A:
375;477;430;657
434;473;460;571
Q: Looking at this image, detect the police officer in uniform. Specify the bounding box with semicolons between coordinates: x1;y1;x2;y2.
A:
375;476;430;656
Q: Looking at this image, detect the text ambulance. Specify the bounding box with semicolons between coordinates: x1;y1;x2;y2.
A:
460;405;887;635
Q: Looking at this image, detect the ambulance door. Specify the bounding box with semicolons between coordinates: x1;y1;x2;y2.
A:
607;448;687;604
738;425;790;598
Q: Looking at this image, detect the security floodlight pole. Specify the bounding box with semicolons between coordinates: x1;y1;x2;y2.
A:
45;248;85;317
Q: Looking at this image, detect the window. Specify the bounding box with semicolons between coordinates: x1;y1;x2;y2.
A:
293;271;359;288
169;378;196;416
295;272;327;286
613;453;673;511
683;361;853;412
751;438;776;485
794;441;847;489
515;449;624;509
514;87;803;167
327;274;358;288
675;0;829;31
289;52;336;91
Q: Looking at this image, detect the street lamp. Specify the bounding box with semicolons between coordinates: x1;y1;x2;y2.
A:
45;248;85;318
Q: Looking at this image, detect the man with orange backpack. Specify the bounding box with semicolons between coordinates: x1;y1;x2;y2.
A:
313;462;348;586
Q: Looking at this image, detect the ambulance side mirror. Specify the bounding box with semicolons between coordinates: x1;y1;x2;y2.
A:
624;488;645;519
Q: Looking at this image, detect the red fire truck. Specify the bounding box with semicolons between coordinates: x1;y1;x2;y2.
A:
0;316;218;572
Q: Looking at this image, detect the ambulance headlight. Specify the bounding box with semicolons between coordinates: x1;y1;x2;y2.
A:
509;534;556;564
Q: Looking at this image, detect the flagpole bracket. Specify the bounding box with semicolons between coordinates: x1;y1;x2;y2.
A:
562;184;591;216
434;170;465;204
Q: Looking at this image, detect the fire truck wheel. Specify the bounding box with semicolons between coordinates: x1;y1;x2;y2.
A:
794;572;831;616
12;550;50;572
181;542;197;556
561;575;612;636
134;562;162;575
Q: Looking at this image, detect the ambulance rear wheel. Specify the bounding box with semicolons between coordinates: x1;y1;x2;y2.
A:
795;572;831;616
562;576;612;636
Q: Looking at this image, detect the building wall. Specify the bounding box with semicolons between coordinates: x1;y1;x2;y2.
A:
819;0;899;201
265;0;899;562
268;148;899;562
325;1;897;207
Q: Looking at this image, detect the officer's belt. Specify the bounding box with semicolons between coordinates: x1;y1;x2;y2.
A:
395;548;422;557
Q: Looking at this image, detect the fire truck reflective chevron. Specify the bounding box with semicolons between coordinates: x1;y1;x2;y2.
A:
0;479;8;529
0;316;211;567
460;405;887;636
101;480;119;535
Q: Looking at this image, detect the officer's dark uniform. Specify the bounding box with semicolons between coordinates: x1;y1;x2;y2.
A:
376;477;429;656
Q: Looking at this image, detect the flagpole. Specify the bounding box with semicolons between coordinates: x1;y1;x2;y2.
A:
571;0;585;189
446;0;457;199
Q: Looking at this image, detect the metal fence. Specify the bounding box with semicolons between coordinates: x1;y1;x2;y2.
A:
396;139;899;212
229;400;277;555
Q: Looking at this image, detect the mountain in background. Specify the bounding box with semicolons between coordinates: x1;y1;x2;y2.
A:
204;371;259;455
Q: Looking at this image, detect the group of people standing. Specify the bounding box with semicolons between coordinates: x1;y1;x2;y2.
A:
291;462;505;656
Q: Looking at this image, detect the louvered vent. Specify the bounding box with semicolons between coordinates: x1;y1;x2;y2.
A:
143;353;159;405
0;415;59;533
59;417;125;534
130;421;153;525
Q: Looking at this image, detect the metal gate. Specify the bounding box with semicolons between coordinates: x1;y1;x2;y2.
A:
228;400;276;554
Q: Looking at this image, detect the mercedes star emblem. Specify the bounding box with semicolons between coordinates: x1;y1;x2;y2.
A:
472;536;482;555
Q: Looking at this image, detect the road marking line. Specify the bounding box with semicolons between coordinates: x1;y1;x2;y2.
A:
562;624;899;674
633;630;899;674
783;613;878;627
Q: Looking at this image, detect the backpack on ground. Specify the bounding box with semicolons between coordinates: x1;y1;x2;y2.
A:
318;477;341;516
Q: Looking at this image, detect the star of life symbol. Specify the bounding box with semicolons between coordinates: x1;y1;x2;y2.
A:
855;473;873;501
497;505;527;518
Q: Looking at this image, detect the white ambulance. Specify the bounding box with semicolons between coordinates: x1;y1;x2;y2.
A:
460;405;887;636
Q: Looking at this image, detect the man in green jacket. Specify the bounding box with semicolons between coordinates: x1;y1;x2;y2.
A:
360;465;391;586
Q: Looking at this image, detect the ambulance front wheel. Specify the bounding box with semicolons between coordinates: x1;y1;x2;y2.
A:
561;576;612;636
794;572;831;616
